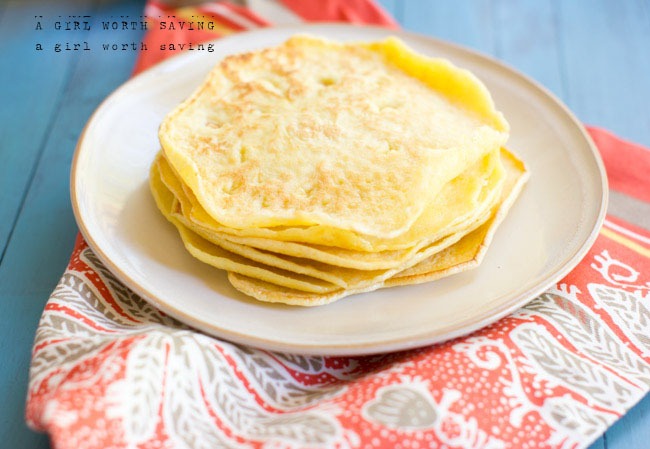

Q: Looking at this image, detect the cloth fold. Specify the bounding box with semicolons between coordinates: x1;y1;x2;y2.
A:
26;2;650;448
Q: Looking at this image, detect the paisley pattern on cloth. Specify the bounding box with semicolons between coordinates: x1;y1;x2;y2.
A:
26;2;650;448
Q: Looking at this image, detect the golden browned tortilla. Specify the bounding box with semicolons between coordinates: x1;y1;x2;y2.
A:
158;35;508;239
151;35;526;306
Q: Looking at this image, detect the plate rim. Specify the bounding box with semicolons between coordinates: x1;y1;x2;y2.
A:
70;23;608;355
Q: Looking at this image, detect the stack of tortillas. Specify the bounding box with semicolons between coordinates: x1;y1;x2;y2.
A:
150;35;528;306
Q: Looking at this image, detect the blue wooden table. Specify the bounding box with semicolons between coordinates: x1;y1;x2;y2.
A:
1;0;648;447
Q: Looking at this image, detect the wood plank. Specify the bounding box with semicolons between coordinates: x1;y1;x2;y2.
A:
606;395;650;449
0;1;91;447
0;0;85;261
557;0;650;147
2;293;51;448
493;0;564;97
401;0;496;54
0;1;146;447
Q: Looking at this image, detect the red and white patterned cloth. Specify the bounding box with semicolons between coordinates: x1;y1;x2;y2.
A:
26;1;650;448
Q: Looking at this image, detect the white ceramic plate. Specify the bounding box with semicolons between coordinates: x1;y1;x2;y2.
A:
71;24;607;355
